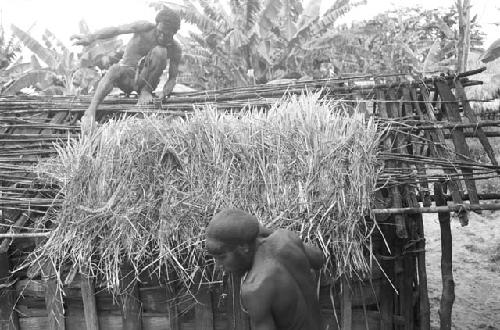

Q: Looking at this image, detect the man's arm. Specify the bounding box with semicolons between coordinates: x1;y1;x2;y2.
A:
71;21;155;46
160;42;182;99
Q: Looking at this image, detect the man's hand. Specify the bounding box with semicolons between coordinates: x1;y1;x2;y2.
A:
70;34;95;47
80;113;97;134
158;80;176;100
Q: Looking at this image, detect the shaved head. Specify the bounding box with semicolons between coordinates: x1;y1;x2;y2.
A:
206;208;260;246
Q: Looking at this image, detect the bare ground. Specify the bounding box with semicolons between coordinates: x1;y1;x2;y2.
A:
424;211;500;329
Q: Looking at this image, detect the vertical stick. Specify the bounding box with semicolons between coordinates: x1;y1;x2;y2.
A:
434;182;455;330
80;273;99;330
0;252;20;330
414;213;431;330
195;285;214;330
42;262;66;330
341;277;352;330
377;90;407;238
405;88;432;207
402;221;416;330
229;274;250;330
120;263;142;330
379;262;395;330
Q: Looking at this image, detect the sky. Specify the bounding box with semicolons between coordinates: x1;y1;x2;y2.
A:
0;0;498;55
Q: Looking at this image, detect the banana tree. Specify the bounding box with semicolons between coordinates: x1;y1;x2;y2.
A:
3;22;123;96
151;0;364;87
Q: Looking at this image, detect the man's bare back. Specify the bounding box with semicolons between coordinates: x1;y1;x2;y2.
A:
205;209;324;330
241;230;323;330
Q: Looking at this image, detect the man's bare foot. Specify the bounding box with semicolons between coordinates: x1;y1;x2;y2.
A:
137;90;154;105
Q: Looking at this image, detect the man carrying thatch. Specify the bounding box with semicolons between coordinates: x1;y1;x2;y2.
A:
206;208;325;330
71;7;182;129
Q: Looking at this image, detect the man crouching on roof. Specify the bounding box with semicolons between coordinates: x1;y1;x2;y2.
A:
71;7;182;130
205;208;325;330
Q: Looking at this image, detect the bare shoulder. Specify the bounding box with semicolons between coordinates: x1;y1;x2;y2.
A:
271;229;303;245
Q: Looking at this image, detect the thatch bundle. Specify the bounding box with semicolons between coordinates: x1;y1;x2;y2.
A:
30;93;383;294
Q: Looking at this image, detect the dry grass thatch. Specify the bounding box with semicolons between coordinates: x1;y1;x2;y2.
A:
29;93;384;295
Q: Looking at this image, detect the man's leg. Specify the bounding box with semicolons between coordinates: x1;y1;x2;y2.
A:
136;46;167;104
85;64;130;119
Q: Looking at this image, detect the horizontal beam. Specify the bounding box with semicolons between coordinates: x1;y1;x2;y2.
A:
373;202;500;214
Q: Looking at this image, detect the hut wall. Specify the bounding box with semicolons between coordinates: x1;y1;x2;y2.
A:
6;273;392;330
2;69;493;329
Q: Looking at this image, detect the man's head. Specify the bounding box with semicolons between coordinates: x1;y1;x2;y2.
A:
155;8;180;46
205;208;260;274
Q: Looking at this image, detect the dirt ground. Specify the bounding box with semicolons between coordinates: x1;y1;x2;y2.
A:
424;211;500;329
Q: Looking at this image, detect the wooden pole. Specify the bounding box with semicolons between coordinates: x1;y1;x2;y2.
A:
434;182;455;330
454;79;498;171
80;273;100;330
418;87;468;225
435;80;479;222
42;261;66;330
0;252;20;330
379;221;395;330
373;202;500;214
377;90;407;238
341;277;352;330
414;214;431;330
120;263;143;330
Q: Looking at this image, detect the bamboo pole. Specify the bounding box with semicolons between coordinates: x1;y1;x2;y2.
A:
373;202;500;214
434;182;455;330
0;213;31;253
378;90;407;238
419;86;468;224
0;232;51;239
